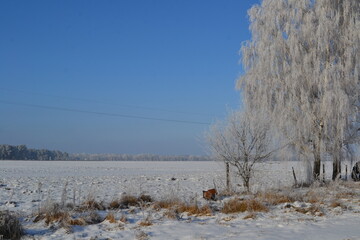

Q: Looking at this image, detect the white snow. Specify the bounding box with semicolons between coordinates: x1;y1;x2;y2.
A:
1;160;360;239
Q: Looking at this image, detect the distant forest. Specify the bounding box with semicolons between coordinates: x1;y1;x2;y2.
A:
0;144;211;161
0;144;69;160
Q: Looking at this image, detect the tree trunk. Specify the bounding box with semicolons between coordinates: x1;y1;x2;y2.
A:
226;162;230;191
332;154;341;180
313;142;321;180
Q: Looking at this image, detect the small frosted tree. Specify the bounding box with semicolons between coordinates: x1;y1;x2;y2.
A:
238;0;360;180
207;110;273;192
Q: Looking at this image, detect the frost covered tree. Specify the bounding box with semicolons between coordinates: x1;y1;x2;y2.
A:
238;0;360;180
207;110;274;192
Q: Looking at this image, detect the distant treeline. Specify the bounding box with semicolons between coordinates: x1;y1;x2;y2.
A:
70;153;212;161
0;144;69;160
0;144;212;161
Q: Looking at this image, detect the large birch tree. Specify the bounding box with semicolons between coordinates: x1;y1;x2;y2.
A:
238;0;360;180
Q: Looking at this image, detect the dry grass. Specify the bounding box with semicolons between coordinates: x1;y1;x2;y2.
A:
139;194;153;203
335;191;357;199
177;204;212;216
135;230;150;240
44;211;69;225
163;209;178;219
120;195;140;207
0;211;23;240
243;212;257;220
68;218;86;226
119;214;128;223
153;198;182;210
222;198;268;214
138;217;153;227
109;200;121;209
294;205;324;216
329;200;347;210
105;213;116;223
257;192;295;205
80;200;105;211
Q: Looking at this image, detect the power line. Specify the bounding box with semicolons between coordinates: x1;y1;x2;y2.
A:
0;87;216;117
0;100;211;125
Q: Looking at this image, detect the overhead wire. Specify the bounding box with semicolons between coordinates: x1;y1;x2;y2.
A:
0;87;215;117
0;100;211;125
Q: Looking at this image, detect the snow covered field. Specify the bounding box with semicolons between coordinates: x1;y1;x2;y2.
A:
1;160;360;239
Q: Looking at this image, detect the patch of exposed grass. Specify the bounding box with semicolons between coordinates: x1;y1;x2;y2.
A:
79;200;105;211
222;198;268;214
120;195;140;207
177;204;212;216
153;198;182;210
105;213;116;223
258;192;295;205
243;212;257;220
139;194;153;203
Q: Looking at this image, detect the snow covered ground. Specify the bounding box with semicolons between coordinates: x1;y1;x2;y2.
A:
1;160;360;239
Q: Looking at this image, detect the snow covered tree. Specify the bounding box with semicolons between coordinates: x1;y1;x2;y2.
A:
206;110;273;192
238;0;360;180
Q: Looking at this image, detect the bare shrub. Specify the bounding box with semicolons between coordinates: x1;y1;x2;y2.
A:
207;110;276;192
222;198;268;214
0;211;23;240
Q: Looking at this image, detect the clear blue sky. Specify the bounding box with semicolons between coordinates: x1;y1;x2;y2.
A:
0;0;259;155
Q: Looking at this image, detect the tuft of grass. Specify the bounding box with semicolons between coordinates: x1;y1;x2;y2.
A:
81;200;105;211
258;192;295;205
222;198;247;214
335;191;357;199
135;230;150;240
68;218;86;226
139;194;153;203
153;198;182;210
45;211;69;225
163;209;178;219
83;211;103;224
0;211;23;240
294;205;324;216
222;198;268;214
177;204;212;216
119;214;128;223
109;200;121;209
243;212;257;220
105;213;116;223
138;216;153;227
120;195;139;207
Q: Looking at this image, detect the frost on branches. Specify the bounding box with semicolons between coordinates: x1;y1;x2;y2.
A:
238;0;360;181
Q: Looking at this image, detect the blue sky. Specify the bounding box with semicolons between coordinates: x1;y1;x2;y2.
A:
0;0;259;155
